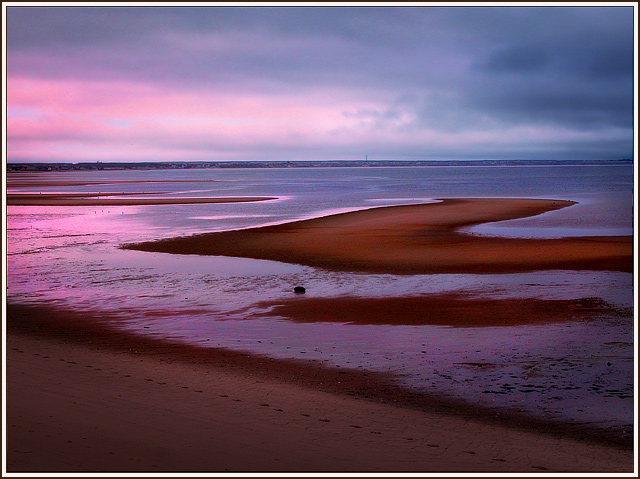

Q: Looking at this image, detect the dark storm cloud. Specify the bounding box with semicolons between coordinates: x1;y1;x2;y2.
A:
462;7;634;129
483;44;552;73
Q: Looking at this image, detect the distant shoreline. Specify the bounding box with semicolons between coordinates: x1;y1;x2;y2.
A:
6;158;632;172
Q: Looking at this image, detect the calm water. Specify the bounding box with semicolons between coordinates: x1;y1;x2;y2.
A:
5;165;635;438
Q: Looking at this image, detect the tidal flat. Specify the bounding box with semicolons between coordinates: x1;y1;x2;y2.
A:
5;164;635;472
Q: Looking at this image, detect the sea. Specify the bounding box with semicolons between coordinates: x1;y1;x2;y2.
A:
5;163;635;440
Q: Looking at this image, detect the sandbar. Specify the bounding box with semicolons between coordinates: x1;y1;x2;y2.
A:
6;179;222;188
7;195;276;206
126;198;633;273
6;303;633;472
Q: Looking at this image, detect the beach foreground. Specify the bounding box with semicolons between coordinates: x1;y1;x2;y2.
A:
126;198;633;273
6;304;633;473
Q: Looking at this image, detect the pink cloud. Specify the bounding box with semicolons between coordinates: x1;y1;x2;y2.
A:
9;73;627;163
7;75;387;161
7;116;117;141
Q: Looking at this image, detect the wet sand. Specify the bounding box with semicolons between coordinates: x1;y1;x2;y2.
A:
126;198;633;273
5;303;633;473
7;192;166;199
252;294;630;326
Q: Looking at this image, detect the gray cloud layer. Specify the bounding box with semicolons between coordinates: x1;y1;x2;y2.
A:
6;6;635;160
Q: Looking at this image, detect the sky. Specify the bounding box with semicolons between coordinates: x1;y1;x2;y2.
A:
4;4;636;163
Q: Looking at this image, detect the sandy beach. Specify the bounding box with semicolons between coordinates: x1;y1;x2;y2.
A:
126;198;633;273
6;303;633;473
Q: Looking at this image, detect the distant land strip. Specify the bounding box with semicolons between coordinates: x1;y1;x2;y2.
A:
6;158;632;172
